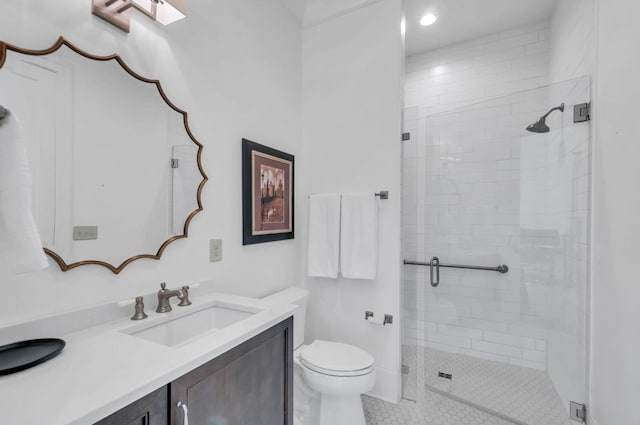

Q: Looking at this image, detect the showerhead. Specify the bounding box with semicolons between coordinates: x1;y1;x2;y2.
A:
526;103;564;133
526;117;550;133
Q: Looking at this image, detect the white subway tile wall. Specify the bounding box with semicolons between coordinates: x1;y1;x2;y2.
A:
402;20;590;373
405;22;551;120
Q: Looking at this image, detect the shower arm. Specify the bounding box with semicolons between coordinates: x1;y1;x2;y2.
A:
541;103;565;119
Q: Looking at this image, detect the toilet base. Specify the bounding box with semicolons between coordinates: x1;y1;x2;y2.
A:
319;394;366;425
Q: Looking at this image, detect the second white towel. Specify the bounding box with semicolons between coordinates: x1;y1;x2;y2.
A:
340;192;377;280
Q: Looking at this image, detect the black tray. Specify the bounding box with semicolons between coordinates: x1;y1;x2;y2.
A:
0;338;66;375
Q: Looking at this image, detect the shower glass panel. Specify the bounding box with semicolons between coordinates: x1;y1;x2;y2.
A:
402;77;590;425
401;106;419;402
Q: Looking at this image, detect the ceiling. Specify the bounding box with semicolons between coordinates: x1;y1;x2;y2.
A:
403;0;560;56
280;0;560;57
280;0;385;27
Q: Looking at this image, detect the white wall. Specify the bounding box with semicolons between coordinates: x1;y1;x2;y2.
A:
591;1;640;424
549;0;597;84
0;1;302;325
301;0;403;402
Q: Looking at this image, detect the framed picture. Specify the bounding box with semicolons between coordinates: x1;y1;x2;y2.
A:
242;139;294;245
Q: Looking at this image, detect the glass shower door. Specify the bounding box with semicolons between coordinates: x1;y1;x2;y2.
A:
403;77;590;425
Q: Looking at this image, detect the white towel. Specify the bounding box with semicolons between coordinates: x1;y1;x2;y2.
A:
340;192;377;280
0;115;49;273
307;194;341;278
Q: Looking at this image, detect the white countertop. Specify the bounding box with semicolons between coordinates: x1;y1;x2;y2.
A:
0;291;296;425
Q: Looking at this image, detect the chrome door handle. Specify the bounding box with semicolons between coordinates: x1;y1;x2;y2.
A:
430;256;440;287
177;401;189;425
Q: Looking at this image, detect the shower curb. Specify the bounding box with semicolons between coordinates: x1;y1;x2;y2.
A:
424;384;526;425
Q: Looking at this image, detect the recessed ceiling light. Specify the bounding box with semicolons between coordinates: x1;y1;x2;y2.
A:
420;13;437;27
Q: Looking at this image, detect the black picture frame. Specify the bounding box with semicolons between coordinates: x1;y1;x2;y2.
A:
242;139;294;245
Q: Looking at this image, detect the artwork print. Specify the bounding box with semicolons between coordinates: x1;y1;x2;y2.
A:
242;139;294;245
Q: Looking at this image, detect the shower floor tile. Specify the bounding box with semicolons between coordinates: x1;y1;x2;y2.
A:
363;391;515;425
423;347;570;425
385;346;571;425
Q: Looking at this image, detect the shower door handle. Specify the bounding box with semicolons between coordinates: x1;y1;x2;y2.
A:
430;256;440;287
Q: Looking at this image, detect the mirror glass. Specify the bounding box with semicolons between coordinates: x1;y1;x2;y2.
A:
0;39;206;273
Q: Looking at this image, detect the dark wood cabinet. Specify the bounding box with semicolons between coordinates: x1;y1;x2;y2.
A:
94;386;168;425
170;317;293;425
93;317;293;425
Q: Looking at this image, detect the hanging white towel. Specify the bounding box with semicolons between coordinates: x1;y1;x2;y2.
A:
340;192;377;280
0;114;49;273
307;193;341;278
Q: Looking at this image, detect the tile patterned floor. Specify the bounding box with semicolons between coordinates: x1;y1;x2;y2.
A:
363;391;516;425
423;348;570;425
365;346;571;425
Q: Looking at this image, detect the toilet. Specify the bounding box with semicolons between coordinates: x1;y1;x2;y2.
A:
263;288;376;425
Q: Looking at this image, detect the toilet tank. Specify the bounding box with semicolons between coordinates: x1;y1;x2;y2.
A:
262;287;309;349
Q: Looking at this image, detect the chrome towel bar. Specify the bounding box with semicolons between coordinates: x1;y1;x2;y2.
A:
308;190;389;199
403;257;509;287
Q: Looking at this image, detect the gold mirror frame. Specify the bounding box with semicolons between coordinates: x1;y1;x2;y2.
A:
0;37;208;274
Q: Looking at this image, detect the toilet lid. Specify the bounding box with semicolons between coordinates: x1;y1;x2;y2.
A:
299;340;375;376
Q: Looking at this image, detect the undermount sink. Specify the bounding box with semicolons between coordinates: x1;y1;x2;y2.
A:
124;304;257;347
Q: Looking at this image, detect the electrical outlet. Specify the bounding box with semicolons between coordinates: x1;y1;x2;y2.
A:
210;239;222;262
73;226;98;240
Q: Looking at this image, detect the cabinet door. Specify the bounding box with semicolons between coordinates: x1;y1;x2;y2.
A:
170;317;293;425
94;386;168;425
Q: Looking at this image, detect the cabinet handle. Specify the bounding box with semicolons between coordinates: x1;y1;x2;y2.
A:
177;401;189;425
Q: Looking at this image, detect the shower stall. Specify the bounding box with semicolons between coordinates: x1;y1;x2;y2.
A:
401;77;590;425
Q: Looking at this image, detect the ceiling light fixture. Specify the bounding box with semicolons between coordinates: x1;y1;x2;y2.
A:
92;0;187;33
132;0;187;26
420;13;437;27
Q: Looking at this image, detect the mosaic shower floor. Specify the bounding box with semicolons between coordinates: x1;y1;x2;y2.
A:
363;346;571;425
363;391;515;425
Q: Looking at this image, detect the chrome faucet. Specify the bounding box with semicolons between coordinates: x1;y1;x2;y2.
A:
156;282;192;313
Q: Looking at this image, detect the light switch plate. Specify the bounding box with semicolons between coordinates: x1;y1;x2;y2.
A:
73;226;98;240
210;239;222;262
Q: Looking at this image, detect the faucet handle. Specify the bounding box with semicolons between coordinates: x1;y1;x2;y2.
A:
131;296;148;321
178;286;192;307
160;282;167;291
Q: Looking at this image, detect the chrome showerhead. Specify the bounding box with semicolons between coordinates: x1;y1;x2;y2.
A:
526;103;565;133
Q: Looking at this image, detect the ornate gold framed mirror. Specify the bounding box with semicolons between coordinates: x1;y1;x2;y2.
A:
0;37;207;274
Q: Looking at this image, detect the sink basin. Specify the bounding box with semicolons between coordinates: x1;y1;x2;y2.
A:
125;304;257;347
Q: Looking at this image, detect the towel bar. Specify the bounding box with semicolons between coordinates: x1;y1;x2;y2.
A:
308;191;389;200
404;258;509;287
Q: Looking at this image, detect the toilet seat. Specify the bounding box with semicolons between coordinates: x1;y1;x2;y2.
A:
299;340;375;377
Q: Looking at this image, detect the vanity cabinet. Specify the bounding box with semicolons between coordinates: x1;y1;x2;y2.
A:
94;386;168;425
93;317;293;425
170;317;293;425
